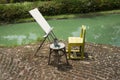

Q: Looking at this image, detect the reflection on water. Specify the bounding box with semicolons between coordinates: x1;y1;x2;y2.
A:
71;23;120;46
66;14;120;47
0;14;120;47
2;33;37;45
3;35;26;45
72;27;80;37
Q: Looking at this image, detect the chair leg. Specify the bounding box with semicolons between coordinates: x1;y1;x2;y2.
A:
81;46;84;59
79;46;82;53
68;44;71;59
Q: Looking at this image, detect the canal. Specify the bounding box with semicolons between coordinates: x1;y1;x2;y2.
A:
0;14;120;47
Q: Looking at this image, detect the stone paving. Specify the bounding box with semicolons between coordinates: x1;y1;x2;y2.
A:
0;42;120;80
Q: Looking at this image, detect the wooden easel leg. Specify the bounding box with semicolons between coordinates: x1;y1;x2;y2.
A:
34;36;47;56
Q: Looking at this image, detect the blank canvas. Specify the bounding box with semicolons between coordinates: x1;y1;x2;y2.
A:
29;8;52;34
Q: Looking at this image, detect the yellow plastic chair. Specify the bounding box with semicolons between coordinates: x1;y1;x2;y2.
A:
67;25;86;59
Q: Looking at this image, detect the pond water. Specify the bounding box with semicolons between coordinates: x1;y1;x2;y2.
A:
0;14;120;47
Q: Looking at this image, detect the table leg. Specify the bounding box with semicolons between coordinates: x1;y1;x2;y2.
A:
54;50;60;66
63;48;69;64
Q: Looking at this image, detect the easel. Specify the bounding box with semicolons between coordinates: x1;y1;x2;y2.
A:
34;30;59;56
29;8;59;56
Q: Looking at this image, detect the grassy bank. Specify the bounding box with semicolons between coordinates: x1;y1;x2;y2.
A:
16;9;120;23
0;0;120;24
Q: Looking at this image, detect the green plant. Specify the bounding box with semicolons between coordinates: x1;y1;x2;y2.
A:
0;0;120;23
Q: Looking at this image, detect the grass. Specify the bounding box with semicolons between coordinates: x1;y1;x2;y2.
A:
16;9;120;23
45;9;120;19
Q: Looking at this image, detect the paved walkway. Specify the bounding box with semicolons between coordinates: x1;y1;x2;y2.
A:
0;43;120;80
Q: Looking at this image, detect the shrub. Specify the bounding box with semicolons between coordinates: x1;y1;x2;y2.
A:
0;0;8;4
0;0;120;23
0;2;34;22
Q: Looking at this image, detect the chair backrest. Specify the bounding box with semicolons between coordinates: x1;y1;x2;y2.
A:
29;8;52;35
80;25;86;42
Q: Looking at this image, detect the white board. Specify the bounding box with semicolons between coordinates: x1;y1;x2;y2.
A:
29;8;52;34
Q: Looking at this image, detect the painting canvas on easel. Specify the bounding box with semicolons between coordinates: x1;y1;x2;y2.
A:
29;8;52;35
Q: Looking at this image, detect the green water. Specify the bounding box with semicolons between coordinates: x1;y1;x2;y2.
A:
0;14;120;47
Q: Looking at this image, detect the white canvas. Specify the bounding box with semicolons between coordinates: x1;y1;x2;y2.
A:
29;8;52;34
